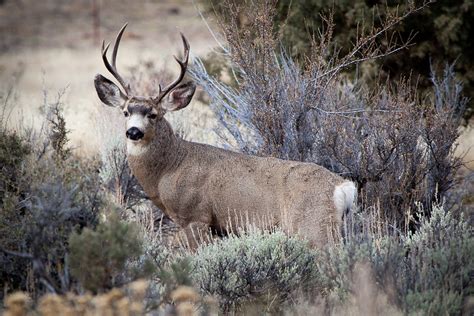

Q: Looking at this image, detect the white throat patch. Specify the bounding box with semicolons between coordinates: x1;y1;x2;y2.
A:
127;140;150;156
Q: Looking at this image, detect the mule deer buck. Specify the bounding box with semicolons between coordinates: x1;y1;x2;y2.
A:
94;24;356;248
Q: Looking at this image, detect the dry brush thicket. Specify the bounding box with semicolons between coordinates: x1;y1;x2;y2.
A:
191;0;468;230
1;0;473;315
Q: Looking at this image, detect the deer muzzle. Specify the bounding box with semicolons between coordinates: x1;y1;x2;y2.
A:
126;127;144;141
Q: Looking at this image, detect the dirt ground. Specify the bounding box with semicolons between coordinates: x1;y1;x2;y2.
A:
0;0;472;168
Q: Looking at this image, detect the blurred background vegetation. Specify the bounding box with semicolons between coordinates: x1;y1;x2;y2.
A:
204;0;474;119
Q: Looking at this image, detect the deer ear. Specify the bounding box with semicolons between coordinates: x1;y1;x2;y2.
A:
161;82;196;111
94;74;127;107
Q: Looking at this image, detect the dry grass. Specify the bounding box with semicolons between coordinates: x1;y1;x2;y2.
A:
0;0;218;156
3;280;149;316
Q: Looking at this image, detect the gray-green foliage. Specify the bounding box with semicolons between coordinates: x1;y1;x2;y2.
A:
69;214;154;293
191;230;318;311
0;136;102;297
46;95;71;161
317;204;473;315
0;89;103;297
402;205;474;315
0;128;31;294
0;130;29;203
188;204;473;314
318;234;404;302
25;158;101;256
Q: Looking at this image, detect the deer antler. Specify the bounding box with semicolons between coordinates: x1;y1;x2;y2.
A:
101;23;130;95
154;33;190;102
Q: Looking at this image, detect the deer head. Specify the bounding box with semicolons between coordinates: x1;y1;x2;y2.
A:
94;24;196;144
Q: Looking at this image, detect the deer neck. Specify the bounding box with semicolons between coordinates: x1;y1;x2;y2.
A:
127;118;183;184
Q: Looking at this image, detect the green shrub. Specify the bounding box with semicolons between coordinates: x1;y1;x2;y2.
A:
0;154;103;297
316;204;474;314
402;205;474;315
0;128;31;297
0;91;103;297
156;256;195;305
191;229;318;312
317;223;405;302
0;129;30;202
69;214;154;293
45;96;71;161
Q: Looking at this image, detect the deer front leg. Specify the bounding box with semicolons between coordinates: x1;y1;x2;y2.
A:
175;222;212;250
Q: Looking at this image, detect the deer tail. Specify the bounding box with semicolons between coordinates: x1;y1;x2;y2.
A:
333;181;357;220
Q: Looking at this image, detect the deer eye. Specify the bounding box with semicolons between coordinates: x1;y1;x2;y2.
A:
147;113;157;119
123;111;129;117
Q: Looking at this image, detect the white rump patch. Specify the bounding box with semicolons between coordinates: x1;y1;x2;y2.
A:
333;181;357;220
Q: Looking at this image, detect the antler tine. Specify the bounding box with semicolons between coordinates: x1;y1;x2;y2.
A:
101;23;130;95
155;33;190;102
112;23;128;68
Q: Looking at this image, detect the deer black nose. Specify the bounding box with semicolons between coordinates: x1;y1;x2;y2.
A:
126;127;144;141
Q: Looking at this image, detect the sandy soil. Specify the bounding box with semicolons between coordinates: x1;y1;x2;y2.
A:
0;0;472;168
0;0;220;155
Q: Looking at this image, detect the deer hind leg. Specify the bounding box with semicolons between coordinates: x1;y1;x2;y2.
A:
175;222;212;251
